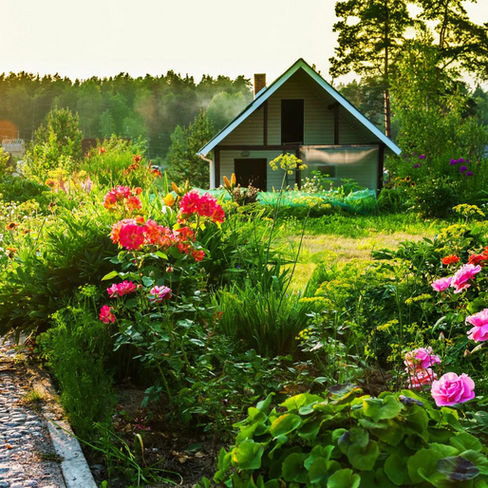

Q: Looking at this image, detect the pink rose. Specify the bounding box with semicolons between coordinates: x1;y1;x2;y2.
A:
468;324;488;342
431;372;475;406
404;347;441;370
407;367;437;389
431;276;452;292
149;285;172;302
450;264;482;293
99;305;115;324
107;280;136;297
466;309;488;328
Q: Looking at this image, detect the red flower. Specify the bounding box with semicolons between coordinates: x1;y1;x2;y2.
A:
468;253;488;266
99;305;115;324
441;255;460;265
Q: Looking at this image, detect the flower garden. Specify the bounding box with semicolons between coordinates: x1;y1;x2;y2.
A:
2;133;488;487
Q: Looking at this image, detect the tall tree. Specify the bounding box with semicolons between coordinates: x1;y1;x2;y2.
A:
414;0;488;80
329;0;412;137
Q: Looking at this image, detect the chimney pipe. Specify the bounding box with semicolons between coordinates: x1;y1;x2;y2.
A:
254;73;266;96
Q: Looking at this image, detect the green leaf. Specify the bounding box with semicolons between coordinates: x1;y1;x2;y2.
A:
269;414;302;438
363;395;403;422
142;275;153;287
297;418;323;441
450;433;483;453
281;393;324;412
327;468;361;488
231;440;264;470
436;456;479;481
282;452;308;482
407;448;444;484
347;441;379;471
384;454;410;486
256;393;274;413
101;270;119;281
459;450;488;476
369;419;405;446
429;443;460;458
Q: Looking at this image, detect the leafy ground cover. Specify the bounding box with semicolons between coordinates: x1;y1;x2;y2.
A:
3;123;488;486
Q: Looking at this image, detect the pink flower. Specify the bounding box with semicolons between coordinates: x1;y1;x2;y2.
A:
467;324;488;342
431;372;475;406
99;305;115;324
466;308;488;328
407;368;437;389
431;276;452;292
450;263;482;293
118;223;145;250
149;285;172;302
404;347;441;370
107;281;136;297
178;191;225;223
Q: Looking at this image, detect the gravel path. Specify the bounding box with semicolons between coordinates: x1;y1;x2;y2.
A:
0;339;67;488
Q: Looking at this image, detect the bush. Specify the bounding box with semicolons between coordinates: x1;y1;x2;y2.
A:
199;386;488;486
38;288;115;438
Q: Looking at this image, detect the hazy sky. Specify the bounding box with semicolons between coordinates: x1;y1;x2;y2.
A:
3;0;488;86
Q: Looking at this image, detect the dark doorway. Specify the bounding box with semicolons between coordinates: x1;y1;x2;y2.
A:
234;159;267;191
281;99;304;144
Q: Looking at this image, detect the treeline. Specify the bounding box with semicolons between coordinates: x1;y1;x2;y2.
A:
0;71;252;159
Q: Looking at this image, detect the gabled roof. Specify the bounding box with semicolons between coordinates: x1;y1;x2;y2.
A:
199;58;401;156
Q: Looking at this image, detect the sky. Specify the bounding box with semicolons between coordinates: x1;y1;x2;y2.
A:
2;0;488;87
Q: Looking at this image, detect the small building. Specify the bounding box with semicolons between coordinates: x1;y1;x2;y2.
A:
198;59;401;191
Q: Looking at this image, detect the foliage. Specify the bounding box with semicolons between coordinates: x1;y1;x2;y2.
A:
23;107;83;180
0;199;116;337
167;109;214;188
38;287;115;438
79;136;161;189
198;387;488;487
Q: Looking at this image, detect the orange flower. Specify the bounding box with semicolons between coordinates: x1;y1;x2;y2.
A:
441;255;460;265
132;154;142;163
98;147;107;154
5;222;18;230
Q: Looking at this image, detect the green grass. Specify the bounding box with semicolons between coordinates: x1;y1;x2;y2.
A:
277;213;447;291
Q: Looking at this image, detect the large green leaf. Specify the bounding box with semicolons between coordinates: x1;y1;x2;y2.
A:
450;433;483;453
327;468;361;488
461;450;488;475
282;452;308;483
347;441;380;471
407;448;444;484
269;413;302;438
231;440;264;470
363;395;403;422
384;454;410;486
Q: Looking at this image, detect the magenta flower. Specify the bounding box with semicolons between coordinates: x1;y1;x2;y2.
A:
466;309;488;328
99;305;115;324
418;154;426;160
466;171;473;177
107;280;137;297
407;368;437;390
468;324;488;342
450;264;482;293
431;276;452;292
405;347;441;370
149;285;172;302
413;163;421;168
459;165;468;173
449;159;458;165
431;372;475;406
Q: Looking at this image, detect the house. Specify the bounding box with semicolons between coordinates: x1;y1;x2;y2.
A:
198;58;401;191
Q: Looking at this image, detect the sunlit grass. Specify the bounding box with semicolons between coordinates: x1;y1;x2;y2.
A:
279;213;443;291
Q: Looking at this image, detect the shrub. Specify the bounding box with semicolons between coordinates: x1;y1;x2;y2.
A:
198;386;488;487
38;288;115;438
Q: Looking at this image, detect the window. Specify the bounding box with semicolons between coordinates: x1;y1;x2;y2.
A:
281;99;304;144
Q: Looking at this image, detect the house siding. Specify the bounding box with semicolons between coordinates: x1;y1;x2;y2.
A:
221;107;264;145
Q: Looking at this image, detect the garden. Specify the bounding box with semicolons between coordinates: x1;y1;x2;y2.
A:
2;103;488;488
